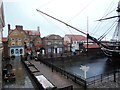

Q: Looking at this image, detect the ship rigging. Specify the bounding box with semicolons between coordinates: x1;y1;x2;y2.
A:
36;0;120;62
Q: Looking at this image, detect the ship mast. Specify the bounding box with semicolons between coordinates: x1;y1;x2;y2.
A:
36;9;87;35
112;1;120;42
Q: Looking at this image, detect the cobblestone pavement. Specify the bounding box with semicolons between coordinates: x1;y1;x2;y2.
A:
88;81;120;88
27;60;84;89
87;74;120;88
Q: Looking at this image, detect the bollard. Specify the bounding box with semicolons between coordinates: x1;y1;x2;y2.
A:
114;71;116;82
52;67;53;72
84;80;87;90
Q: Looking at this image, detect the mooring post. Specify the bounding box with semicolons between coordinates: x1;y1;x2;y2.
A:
84;80;87;90
114;70;116;82
52;67;53;72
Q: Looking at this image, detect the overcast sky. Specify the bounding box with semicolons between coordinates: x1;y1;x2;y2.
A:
3;0;119;40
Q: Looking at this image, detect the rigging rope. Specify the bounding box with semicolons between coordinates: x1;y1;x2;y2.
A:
101;0;116;19
38;10;68;36
92;0;116;36
67;0;95;23
98;19;117;41
37;0;55;9
36;9;87;35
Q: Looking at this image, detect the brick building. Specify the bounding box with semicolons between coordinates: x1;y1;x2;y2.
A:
7;25;41;57
42;34;64;57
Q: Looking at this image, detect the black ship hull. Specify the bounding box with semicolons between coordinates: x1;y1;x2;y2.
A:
101;47;120;62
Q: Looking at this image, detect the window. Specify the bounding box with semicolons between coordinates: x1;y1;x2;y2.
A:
20;49;23;54
11;49;14;54
48;48;51;53
76;41;77;44
59;48;62;53
11;38;15;41
37;41;39;44
26;43;29;47
37;41;41;44
55;36;57;39
59;42;62;45
11;42;15;46
54;41;58;44
15;49;19;54
18;38;21;41
47;42;51;45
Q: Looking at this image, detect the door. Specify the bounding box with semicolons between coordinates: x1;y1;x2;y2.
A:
15;49;19;56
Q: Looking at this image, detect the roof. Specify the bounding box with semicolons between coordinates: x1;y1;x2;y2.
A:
65;34;86;41
83;43;100;49
25;30;40;36
9;25;40;36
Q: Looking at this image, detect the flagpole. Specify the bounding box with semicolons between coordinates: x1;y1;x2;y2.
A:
87;16;89;55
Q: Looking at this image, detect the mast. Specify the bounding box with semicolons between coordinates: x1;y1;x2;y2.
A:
112;1;120;42
36;9;87;35
87;16;89;53
36;9;107;48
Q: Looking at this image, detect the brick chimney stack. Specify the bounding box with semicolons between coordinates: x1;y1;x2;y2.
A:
37;26;40;36
8;24;10;34
16;25;23;30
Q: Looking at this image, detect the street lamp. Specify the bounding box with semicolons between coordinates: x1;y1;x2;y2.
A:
80;65;89;79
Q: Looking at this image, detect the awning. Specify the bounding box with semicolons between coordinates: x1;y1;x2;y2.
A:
35;44;42;47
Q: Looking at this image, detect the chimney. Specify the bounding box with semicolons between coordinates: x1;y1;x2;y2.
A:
37;26;40;36
16;25;23;30
37;26;40;32
8;24;10;34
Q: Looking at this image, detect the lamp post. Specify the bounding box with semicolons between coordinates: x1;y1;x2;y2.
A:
80;65;89;79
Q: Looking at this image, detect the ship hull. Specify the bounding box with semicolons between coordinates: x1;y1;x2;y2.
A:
101;47;120;62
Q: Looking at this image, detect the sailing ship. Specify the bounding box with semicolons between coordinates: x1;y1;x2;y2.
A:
94;0;120;62
36;0;120;62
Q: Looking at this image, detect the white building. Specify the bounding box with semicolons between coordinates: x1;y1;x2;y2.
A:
64;34;95;53
64;34;87;53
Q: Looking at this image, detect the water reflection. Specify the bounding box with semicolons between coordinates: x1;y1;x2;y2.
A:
3;57;35;88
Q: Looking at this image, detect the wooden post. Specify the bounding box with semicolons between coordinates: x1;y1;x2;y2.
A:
84;80;87;90
114;71;116;82
52;67;53;72
101;74;102;82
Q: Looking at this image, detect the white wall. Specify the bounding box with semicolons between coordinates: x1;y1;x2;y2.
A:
64;36;70;44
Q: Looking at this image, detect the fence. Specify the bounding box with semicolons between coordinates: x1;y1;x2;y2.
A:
39;59;87;88
86;69;120;86
59;85;73;90
23;55;120;89
40;58;120;88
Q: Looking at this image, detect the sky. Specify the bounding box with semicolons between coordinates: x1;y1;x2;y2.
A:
2;0;120;40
